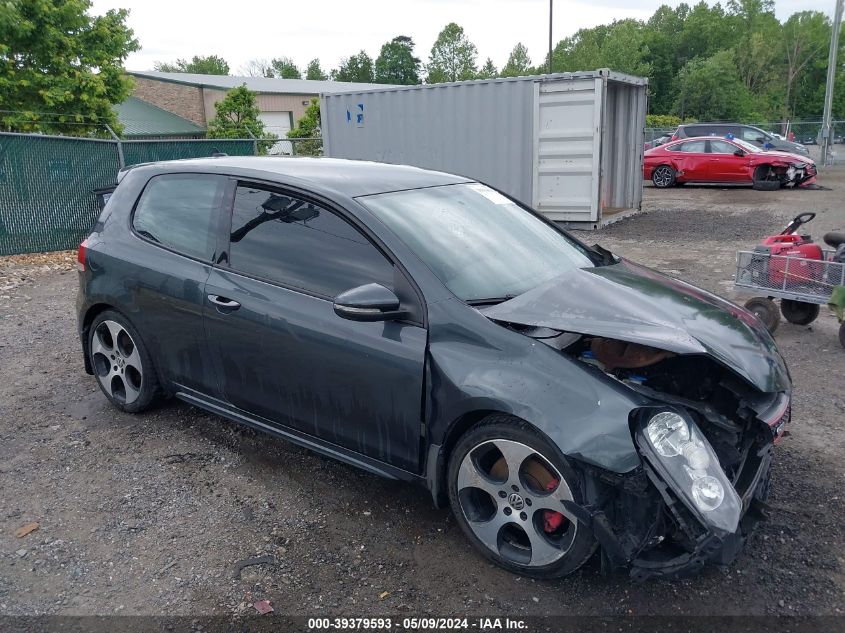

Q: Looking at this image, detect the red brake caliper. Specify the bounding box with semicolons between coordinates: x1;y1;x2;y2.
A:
542;479;566;533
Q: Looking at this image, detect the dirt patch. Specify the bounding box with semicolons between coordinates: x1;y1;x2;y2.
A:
0;177;843;617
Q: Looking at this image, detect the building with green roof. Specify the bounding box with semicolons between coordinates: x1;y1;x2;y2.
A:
113;96;206;139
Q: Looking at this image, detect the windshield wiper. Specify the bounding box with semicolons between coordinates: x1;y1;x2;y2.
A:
467;295;517;306
136;229;160;244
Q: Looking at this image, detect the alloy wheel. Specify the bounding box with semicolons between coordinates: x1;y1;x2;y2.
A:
653;166;674;187
91;320;143;405
456;439;577;567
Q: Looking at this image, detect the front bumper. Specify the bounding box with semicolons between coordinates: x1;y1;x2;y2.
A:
566;434;774;581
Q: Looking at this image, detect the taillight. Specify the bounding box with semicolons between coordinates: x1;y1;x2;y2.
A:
77;239;88;272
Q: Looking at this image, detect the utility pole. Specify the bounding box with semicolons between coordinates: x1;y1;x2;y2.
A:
821;0;844;166
548;0;553;74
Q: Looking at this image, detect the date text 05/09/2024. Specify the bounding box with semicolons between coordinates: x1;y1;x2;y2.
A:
306;617;529;630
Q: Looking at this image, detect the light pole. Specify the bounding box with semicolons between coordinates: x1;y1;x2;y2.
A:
821;0;844;166
548;0;553;75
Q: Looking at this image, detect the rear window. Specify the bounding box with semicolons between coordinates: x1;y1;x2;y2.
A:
671;140;706;153
132;174;226;261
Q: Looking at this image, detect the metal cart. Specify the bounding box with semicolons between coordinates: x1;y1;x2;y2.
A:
735;249;845;345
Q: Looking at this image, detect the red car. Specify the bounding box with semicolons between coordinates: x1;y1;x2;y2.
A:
644;136;817;190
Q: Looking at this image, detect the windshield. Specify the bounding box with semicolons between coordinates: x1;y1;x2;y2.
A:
360;183;595;303
732;138;762;153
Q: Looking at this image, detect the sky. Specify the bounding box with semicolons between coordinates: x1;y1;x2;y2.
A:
91;0;836;76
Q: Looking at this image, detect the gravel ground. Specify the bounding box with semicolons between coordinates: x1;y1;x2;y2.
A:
0;175;843;619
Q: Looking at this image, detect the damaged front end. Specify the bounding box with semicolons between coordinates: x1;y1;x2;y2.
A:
516;329;787;581
760;158;818;188
481;262;792;580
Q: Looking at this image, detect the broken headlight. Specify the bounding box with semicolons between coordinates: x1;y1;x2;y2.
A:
637;410;742;536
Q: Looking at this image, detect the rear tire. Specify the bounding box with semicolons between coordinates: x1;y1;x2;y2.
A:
744;297;780;333
652;165;676;188
88;310;161;413
780;300;820;325
447;414;597;579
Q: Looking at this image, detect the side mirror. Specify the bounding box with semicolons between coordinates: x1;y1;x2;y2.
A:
333;283;405;322
733;149;745;157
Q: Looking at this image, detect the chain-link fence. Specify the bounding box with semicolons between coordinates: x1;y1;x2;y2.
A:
121;139;254;166
0;132;258;256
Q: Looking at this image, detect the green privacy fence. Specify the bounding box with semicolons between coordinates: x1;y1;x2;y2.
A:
121;138;255;166
0;133;256;256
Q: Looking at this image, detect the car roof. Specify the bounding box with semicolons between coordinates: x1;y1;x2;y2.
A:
665;136;737;144
135;156;471;198
681;123;766;132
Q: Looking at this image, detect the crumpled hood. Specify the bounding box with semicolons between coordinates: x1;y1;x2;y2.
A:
760;150;813;165
481;259;790;393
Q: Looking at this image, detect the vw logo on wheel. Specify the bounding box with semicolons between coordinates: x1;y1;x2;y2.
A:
508;493;525;510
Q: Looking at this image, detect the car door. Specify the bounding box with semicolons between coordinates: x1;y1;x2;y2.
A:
127;172;227;395
669;140;709;181
707;139;751;182
203;181;427;472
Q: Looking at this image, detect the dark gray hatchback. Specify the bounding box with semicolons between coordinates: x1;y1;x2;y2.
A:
77;157;791;580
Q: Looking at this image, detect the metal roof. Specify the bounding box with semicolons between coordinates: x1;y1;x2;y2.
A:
130;156;470;198
128;71;400;95
320;69;647;101
114;96;205;137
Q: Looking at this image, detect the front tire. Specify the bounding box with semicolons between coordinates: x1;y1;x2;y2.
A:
88;310;161;413
753;166;782;191
447;415;597;578
652;165;676;188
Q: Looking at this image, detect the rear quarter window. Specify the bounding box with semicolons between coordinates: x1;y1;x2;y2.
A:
132;173;226;261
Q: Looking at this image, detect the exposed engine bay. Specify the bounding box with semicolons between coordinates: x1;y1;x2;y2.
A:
507;324;782;579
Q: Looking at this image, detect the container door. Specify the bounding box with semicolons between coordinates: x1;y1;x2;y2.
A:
532;77;603;223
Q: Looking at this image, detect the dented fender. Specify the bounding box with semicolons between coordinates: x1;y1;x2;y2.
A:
424;297;650;476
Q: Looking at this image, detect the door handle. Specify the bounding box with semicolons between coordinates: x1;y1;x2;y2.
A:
208;294;241;310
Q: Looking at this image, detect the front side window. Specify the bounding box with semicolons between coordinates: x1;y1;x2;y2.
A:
227;184;394;297
360;183;594;303
709;140;737;154
133;174;225;260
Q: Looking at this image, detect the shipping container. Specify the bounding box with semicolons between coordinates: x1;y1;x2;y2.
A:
320;70;647;228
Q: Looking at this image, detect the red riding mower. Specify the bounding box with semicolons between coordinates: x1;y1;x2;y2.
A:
734;212;845;347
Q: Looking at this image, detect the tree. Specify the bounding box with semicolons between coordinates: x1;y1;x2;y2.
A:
332;51;375;83
287;97;322;156
375;36;421;85
476;58;498;79
675;50;753;121
270;57;301;79
426;23;478;83
154;55;229;75
782;12;830;118
501;43;531;77
305;59;328;81
240;59;274;78
207;84;276;153
600;20;651;77
548;20;649;77
0;0;139;135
